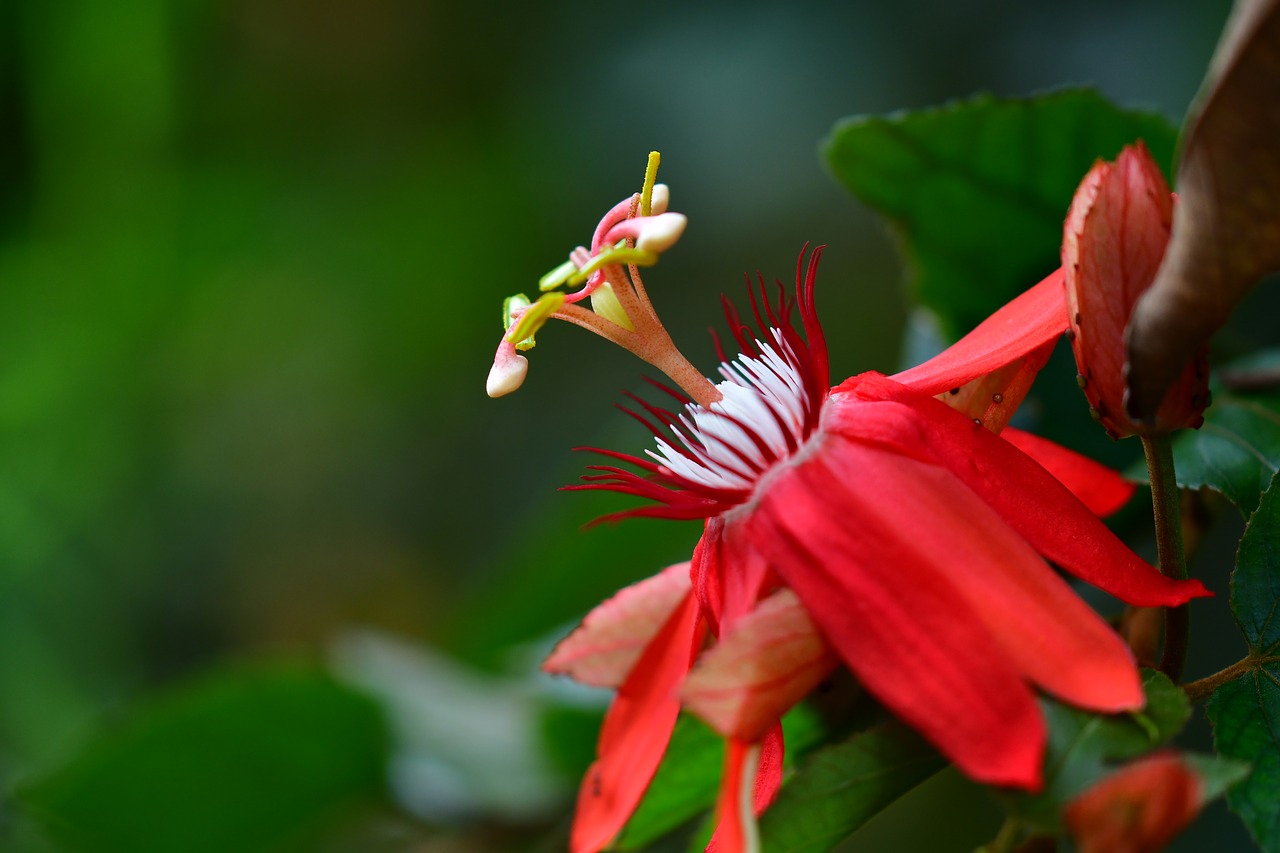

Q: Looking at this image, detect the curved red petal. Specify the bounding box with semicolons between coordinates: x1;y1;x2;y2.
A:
705;726;784;853
743;437;1047;789
570;591;707;853
1000;427;1137;518
878;267;1068;398
831;374;1211;607
544;562;692;688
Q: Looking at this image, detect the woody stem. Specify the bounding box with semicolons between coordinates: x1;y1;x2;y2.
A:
1142;432;1188;682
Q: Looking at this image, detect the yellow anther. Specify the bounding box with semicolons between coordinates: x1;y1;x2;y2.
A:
505;291;567;350
590;283;635;331
539;258;577;292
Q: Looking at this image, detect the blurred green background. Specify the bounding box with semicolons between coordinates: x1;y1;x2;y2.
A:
0;1;1244;850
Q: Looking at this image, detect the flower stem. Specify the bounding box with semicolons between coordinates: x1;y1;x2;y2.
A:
1181;656;1280;703
1142;432;1188;681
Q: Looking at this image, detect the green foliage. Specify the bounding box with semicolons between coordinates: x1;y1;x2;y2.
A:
757;722;945;853
1171;351;1280;517
1182;753;1253;803
822;89;1177;336
1209;469;1280;851
1007;670;1191;832
18;664;389;853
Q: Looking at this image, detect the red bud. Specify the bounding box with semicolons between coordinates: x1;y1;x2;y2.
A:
1062;143;1209;438
1064;752;1204;853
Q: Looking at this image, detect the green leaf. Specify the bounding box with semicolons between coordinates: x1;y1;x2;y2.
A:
615;703;832;850
756;721;945;853
822;89;1177;336
19;663;389;853
1181;752;1252;803
1208;468;1280;851
1008;669;1191;832
1171;351;1280;517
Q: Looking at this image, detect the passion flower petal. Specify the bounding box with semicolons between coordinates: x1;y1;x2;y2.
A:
569;592;707;853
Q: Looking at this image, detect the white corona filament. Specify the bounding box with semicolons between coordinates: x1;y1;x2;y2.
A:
647;330;811;492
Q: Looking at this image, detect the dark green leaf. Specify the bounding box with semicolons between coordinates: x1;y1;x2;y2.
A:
1181;752;1252;803
1208;468;1280;850
1009;669;1190;831
822;89;1177;336
1171;351;1280;517
756;721;944;853
19;663;388;853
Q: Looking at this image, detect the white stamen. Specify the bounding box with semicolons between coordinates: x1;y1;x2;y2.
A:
646;334;811;492
650;183;670;215
635;213;687;253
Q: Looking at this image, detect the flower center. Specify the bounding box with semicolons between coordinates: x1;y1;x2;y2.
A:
567;247;830;524
649;331;813;492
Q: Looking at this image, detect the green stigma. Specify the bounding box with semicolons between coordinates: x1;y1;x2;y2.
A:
640;150;660;217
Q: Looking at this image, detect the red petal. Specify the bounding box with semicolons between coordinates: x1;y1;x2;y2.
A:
935;340;1056;433
705;726;784;853
544;562;692;688
570;591;707;853
831;374;1211;606
879;267;1068;398
742;436;1047;789
1000;427;1136;518
682;588;839;741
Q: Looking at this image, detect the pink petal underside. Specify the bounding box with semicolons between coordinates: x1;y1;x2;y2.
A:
705;726;785;853
544;562;692;689
879;267;1069;398
743;437;1048;789
1000;427;1137;518
570;591;707;853
828;374;1211;607
682;587;839;742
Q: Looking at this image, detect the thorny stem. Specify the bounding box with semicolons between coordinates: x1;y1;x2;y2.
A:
1143;433;1189;682
1183;655;1280;703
